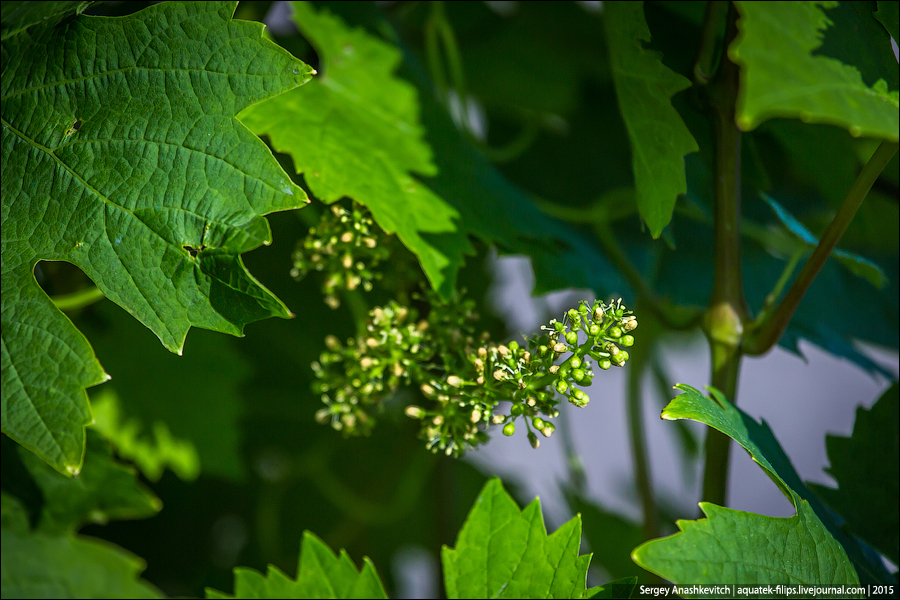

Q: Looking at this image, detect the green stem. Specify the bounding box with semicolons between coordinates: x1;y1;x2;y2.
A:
51;285;105;311
693;1;728;85
556;403;587;494
424;7;448;99
626;306;659;541
755;246;806;323
744;140;899;355
700;3;746;508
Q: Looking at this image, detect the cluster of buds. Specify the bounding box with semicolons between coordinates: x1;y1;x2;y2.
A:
312;294;480;444
291;202;389;308
312;291;636;456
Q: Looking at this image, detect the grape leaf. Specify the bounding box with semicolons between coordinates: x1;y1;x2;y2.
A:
1;1;312;476
206;531;387;599
633;501;860;594
17;429;160;534
239;1;471;297
809;383;899;565
762;194;887;288
0;525;162;599
874;1;899;43
602;1;699;238
636;384;893;586
731;1;899;141
442;478;599;599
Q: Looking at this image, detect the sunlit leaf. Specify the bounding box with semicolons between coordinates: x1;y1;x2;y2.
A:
731;1;899;140
1;1;311;475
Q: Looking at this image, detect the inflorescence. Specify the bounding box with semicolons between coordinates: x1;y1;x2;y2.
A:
312;296;636;457
291;203;389;308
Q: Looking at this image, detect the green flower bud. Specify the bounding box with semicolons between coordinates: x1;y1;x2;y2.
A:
620;335;634;347
508;340;520;351
571;389;589;407
569;355;582;369
528;430;540;449
589;323;601;337
599;359;612;370
510;403;525;416
608;326;622;338
556;380;569;394
532;417;545;430
572;368;586;383
503;422;516;436
565;331;578;345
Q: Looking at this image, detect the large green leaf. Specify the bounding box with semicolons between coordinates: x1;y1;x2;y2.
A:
809;383;899;565
206;531;387;599
731;1;899;141
1;523;162;599
634;501;859;594
1;1;312;476
239;1;469;296
634;384;892;588
603;1;698;238
442;478;599;599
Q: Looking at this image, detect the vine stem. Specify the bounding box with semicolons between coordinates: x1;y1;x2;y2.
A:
626;304;660;541
744;139;899;355
700;3;745;508
51;285;105;311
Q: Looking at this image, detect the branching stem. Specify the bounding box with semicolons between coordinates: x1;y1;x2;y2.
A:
744;140;899;355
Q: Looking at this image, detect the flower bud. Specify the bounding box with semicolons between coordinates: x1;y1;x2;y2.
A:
492;414;506;424
553;343;567;353
503;422;516;436
608;326;622;338
493;369;506;381
620;335;634;347
532;417;545;430
447;375;463;387
565;331;578;345
593;306;604;322
528;431;540;449
405;405;424;419
315;408;331;424
540;422;555;437
421;384;436;397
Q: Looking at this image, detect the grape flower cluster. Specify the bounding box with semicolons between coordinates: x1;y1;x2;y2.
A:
313;296;636;457
291;203;389;308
